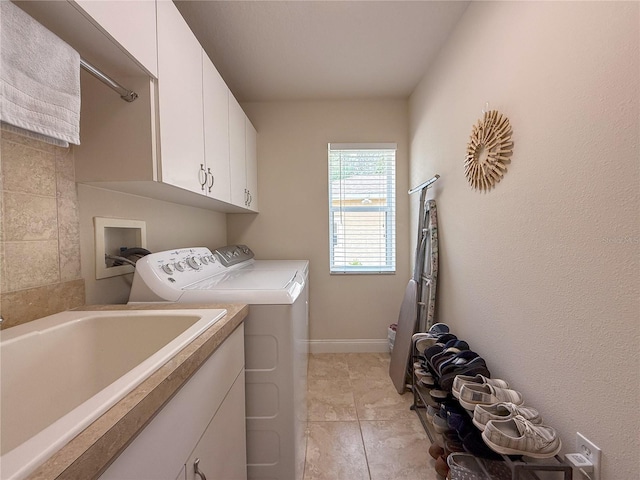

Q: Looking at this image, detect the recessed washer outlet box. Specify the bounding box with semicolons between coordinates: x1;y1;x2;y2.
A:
94;217;147;279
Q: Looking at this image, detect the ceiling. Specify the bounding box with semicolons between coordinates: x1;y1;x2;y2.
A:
174;1;470;102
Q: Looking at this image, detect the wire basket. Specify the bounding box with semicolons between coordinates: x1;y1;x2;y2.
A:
448;453;511;480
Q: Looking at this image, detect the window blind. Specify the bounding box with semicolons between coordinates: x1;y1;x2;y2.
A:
328;143;396;274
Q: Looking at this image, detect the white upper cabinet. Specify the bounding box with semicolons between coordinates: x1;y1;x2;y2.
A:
73;0;158;77
156;0;205;195
203;52;231;203
229;94;259;212
229;94;247;208
23;0;258;212
245;118;258;212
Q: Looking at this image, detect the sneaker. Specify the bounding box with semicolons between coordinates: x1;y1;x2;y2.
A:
461;430;503;460
442;338;470;351
429;389;450;402
442;430;461;444
430;352;460;376
447;411;475;439
452;374;509;399
426;405;439;424
429;323;450;334
458;383;524;411
419;376;436;388
415;336;439;353
473;402;542;431
434;455;449;478
444;438;465;457
413;327;454;353
439;362;492;392
432;412;450;433
482;415;562;458
439;352;484;377
428;442;444;459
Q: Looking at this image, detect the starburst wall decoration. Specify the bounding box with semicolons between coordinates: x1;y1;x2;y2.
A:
464;110;513;191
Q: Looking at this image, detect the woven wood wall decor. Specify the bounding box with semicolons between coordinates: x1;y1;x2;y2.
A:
464;110;513;191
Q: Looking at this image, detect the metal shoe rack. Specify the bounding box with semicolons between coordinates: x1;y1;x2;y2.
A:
403;177;572;478
410;339;573;480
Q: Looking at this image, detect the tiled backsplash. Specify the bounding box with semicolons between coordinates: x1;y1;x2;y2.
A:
0;129;85;328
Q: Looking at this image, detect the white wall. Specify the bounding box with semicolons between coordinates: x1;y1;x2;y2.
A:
228;100;410;351
78;185;227;304
409;1;638;478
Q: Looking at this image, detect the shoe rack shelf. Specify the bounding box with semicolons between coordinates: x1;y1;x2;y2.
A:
410;346;573;480
500;455;573;480
410;379;438;443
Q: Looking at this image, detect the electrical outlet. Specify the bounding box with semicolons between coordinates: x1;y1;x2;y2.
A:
577;432;601;480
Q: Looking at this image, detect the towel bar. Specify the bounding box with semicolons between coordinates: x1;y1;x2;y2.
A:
408;174;440;195
81;58;138;102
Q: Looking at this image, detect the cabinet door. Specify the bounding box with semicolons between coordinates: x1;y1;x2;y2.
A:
157;0;205;194
175;465;186;480
73;0;158;77
98;326;245;480
186;372;247;480
245;118;258;212
229;94;247;207
203;53;231;202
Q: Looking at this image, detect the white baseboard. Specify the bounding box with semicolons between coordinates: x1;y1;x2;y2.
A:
308;339;390;354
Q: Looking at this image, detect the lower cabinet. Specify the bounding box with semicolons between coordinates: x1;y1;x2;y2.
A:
185;375;246;480
99;325;246;480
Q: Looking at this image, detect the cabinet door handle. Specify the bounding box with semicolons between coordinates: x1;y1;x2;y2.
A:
247;190;252;207
207;168;214;192
194;458;207;480
198;165;207;191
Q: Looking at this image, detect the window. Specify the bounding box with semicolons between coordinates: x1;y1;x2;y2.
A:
328;143;396;274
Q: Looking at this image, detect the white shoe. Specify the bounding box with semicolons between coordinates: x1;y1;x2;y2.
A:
451;374;509;399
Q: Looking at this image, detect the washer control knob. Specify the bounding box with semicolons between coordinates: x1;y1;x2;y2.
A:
209;255;217;263
161;264;174;275
174;261;186;272
201;256;210;265
187;256;202;269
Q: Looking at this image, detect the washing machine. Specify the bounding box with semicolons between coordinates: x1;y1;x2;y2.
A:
129;245;309;480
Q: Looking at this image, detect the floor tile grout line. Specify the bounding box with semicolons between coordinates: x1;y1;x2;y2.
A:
357;420;373;480
348;358;373;480
306;353;426;480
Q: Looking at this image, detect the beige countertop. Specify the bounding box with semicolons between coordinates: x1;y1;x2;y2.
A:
27;303;249;480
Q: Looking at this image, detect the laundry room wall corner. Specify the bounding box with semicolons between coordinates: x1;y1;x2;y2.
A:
229;100;410;348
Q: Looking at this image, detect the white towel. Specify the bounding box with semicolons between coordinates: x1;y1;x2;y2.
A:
0;1;80;147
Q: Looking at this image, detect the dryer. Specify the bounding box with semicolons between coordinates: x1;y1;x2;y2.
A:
129;245;309;480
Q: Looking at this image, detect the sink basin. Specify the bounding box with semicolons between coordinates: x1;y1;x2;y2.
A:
0;308;227;480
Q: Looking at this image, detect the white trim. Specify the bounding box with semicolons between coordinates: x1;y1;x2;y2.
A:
329;142;397;151
308;339;390;354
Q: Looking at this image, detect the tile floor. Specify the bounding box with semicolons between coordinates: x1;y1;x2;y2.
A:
303;352;440;480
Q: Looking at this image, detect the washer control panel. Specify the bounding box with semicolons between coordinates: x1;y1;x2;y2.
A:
214;244;255;267
133;246;257;292
136;247;226;289
157;249;218;273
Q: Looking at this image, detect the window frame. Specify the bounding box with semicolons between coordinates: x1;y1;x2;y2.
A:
328;143;397;275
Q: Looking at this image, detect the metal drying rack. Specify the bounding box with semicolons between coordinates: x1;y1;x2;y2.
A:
409;174;439;332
